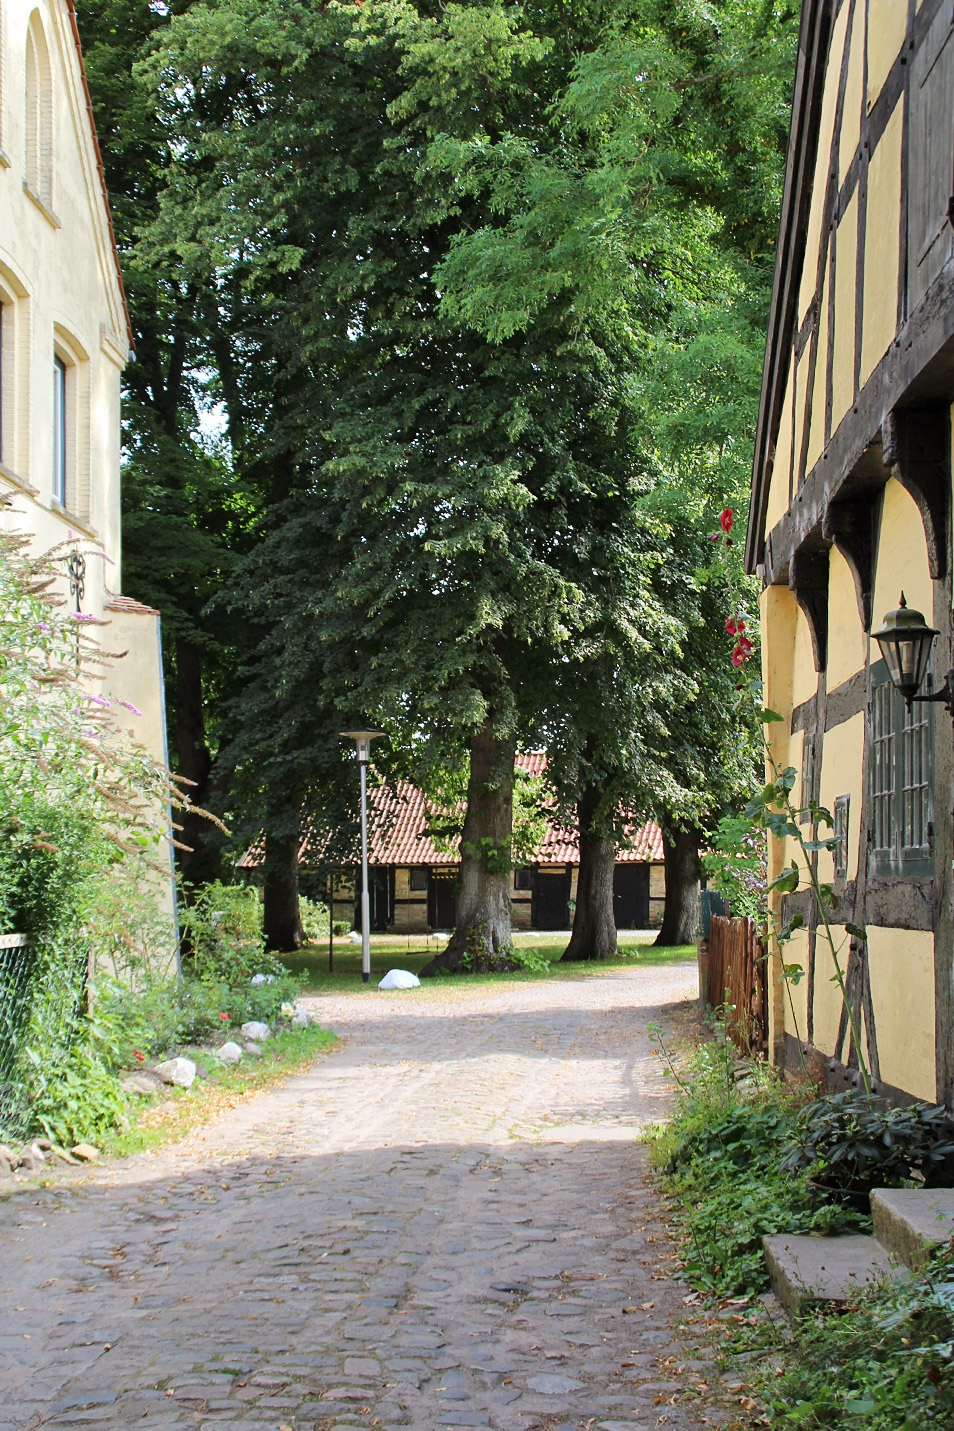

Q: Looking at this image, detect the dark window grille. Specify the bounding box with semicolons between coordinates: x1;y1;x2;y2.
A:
869;660;934;877
53;355;66;505
833;795;850;880
408;867;427;892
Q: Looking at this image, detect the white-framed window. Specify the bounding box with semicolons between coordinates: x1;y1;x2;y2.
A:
52;352;66;503
0;265;28;480
50;331;90;519
25;10;53;210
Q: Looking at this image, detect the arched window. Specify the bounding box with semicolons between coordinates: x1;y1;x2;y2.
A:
25;12;53;209
51;329;91;520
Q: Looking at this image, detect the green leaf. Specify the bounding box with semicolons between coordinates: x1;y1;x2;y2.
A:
760;708;784;723
845;923;868;941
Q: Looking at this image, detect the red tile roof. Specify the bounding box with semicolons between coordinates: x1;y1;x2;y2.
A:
237;754;663;869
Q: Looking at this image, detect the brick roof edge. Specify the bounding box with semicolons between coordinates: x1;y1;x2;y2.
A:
104;595;160;617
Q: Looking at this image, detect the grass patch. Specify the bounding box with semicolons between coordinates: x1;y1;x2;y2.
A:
752;1241;954;1427
101;1023;336;1159
282;929;694;993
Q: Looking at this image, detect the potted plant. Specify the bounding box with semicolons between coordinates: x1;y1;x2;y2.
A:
780;1089;954;1212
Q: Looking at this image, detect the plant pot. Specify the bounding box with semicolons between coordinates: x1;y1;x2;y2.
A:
808;1178;871;1215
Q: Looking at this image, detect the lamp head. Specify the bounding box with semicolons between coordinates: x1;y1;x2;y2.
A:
340;728;385;763
873;593;938;704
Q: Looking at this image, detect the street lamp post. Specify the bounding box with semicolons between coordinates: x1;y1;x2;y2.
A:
340;729;385;982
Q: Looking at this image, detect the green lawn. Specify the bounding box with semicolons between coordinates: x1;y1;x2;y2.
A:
282;929;695;993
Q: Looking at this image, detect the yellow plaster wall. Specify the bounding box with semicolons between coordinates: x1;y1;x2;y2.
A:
831;193;858;434
766;360;795;533
806;270;830;473
792;349;810;488
872;479;933;625
867;0;908;111
839;0;865;182
812;924;852;1057
792;604;819;709
798;0;851;326
781;928;811;1042
867;928;937;1100
860;102;902;385
827;545;867;689
817;712;866;885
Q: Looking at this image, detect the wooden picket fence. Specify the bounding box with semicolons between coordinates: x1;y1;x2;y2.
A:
705;915;768;1056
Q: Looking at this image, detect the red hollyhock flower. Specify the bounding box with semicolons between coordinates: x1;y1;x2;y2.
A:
725;616;746;635
219;1012;230;1021
133;1050;145;1063
720;508;733;534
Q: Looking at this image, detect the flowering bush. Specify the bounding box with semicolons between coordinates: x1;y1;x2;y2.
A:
0;534;209;1138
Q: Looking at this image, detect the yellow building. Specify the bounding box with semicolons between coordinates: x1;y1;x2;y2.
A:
0;3;172;903
748;0;954;1105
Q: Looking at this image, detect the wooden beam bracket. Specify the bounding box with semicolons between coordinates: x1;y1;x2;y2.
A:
881;407;950;579
789;546;830;672
822;499;876;632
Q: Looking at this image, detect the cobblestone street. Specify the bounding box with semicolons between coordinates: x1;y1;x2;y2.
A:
0;963;722;1431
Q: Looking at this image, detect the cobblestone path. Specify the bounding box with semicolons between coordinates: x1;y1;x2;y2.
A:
0;963;721;1431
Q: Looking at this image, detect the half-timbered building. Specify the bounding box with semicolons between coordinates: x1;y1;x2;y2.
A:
748;0;954;1104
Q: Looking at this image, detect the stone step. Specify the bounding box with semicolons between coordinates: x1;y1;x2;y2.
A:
871;1189;954;1271
763;1234;905;1319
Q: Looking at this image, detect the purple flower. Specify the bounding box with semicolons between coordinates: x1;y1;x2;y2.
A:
118;699;143;718
85;694;112;709
69;612;99;622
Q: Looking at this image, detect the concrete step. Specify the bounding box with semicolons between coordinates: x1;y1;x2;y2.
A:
871;1189;954;1271
763;1234;905;1319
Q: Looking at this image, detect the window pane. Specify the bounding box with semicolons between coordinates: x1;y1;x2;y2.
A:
902;696;931;853
53;356;66;504
871;681;895;856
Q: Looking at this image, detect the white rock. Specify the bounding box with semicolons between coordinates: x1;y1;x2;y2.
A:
377;969;421;990
154;1057;197;1089
250;972;275;985
70;1143;101;1163
347;930;362;943
292;1004;310;1026
122;1071;165;1096
241;1021;271;1042
217;1041;243;1065
243;1040;262;1057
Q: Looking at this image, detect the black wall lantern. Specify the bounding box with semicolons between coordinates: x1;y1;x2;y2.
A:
873;593;954;713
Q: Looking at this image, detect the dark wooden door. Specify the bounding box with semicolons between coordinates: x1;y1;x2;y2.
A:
360;867;391;932
428;872;457;930
613;863;649;929
533;869;571;929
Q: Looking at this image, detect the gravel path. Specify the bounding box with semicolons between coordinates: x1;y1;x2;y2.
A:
0;962;721;1431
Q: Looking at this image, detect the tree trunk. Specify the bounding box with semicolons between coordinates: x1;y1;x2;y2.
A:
174;636;224;887
263;827;305;952
562;786;617;961
420;725;516;975
655;823;703;946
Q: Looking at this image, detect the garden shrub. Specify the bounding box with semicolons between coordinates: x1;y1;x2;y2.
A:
299;896;330;942
0;535;203;1140
649;1037;863;1296
180;881;281;985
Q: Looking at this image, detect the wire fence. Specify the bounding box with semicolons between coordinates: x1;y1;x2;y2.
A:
0;933;36;1139
0;934;87;1142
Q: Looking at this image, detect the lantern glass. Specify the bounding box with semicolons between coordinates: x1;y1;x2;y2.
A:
873;596;938;702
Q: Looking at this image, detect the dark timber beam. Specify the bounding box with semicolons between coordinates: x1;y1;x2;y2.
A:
789;547;830;671
881;408;950;580
822;498;876;631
